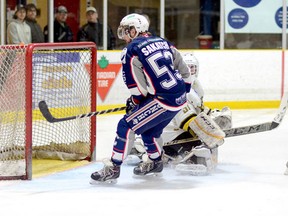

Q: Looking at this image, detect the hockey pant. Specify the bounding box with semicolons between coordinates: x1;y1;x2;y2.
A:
111;98;179;165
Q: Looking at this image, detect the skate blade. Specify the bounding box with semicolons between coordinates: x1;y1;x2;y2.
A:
89;178;118;185
175;164;208;176
133;172;163;179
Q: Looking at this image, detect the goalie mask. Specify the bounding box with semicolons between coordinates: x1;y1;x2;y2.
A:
183;53;199;77
117;13;149;40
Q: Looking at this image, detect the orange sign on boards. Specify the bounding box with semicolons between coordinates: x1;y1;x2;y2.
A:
96;64;122;101
85;56;122;101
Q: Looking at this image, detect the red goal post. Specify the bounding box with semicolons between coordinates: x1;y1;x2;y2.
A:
0;42;97;180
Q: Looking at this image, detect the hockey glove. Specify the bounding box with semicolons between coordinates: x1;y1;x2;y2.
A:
126;96;137;114
185;83;191;93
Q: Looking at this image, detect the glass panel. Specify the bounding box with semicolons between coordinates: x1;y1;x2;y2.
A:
224;0;283;49
103;0;160;50
165;0;200;49
3;0;287;50
165;0;220;49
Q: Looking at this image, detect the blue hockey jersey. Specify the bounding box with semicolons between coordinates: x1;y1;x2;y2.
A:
121;35;191;111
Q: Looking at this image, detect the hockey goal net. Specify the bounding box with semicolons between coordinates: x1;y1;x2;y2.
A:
0;42;97;180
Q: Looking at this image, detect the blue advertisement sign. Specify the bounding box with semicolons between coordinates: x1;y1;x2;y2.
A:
225;0;287;33
233;0;261;8
228;8;249;29
275;7;288;29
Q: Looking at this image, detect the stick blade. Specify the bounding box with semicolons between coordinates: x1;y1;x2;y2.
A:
38;100;55;123
272;91;288;126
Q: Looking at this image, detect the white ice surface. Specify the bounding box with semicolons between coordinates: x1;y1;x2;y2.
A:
1;109;288;216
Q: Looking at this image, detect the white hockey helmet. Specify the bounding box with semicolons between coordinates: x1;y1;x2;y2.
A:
117;13;149;40
183;53;199;77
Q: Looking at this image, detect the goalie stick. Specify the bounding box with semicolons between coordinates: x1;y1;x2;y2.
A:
165;91;288;146
39;100;126;123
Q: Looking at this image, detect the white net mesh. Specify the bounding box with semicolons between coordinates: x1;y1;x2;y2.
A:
0;44;96;179
0;47;26;177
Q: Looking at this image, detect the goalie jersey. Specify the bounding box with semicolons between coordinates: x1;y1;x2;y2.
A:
121;35;191;111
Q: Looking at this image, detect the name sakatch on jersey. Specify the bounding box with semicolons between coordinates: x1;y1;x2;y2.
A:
141;41;170;56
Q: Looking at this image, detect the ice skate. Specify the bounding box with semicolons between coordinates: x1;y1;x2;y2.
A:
192;144;212;158
175;145;214;175
90;160;120;184
133;158;163;176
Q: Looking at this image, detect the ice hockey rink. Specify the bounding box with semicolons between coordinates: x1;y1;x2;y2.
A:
0;108;288;216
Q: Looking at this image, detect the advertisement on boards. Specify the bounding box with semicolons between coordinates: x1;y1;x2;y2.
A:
225;0;287;33
32;52;90;108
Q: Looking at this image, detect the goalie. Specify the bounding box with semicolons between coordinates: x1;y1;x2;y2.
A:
126;53;232;175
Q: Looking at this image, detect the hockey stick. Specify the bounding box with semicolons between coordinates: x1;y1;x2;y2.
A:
39;100;126;123
165;91;288;146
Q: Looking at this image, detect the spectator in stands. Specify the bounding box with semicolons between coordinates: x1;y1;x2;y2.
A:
7;4;31;44
25;3;44;43
77;6;116;50
44;5;73;42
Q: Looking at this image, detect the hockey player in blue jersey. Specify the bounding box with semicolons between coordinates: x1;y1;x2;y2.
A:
90;13;192;183
126;53;232;175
